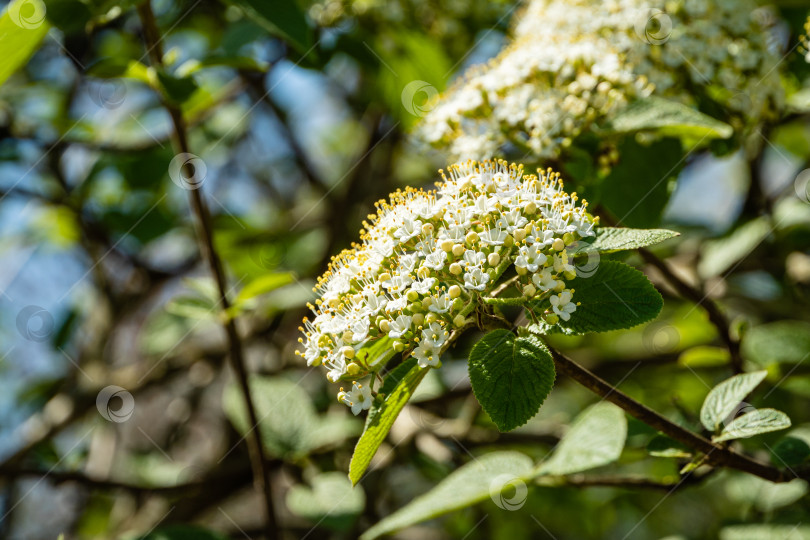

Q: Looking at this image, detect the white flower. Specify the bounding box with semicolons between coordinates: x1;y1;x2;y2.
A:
462;249;486;268
411;277;437;295
338;381;373;415
429;293;453;314
413;342;441;368
515;244;548;273
479;226;509;246
464;267;490;291
394;218;422;243
532;267;559;292
550;290;576;321
388;314;413;339
421;322;449;349
424;249;448;270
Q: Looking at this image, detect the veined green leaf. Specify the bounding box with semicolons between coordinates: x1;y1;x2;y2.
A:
535;402;627;476
698;217;771;279
360;451;534;540
713;408;791;443
528;261;662;335
349;359;427;485
700;371;767;432
468;330;555;432
580;227;679;254
741;321;810;367
608;96;733;140
720;524;810;540
236;272;295;303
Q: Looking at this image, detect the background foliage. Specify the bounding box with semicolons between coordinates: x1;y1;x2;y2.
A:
1;0;810;538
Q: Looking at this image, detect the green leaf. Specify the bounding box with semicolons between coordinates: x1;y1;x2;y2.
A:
726;474;808;512
742;321;810;367
360;451;534;540
225;0;313;54
236;272;295;303
713;408;791;443
581;227;679;254
698;218;771;279
646;434;692;459
468;330;555;432
720;525;810;540
136;525;229;540
349;360;427;485
771;437;810;468
354;337;399;375
0;0;50;86
699;371;767;432
87;58;152;85
607;96;733;140
156;70;198;104
165;295;216;320
528;261;663;335
536;402;627;476
599;138;683;228
286;472;365;532
224;376;360;460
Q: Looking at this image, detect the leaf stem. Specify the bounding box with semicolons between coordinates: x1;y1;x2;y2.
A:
136;3;279;538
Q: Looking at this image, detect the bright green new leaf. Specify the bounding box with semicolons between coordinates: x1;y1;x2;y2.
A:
535;402;627;476
529;261;663;335
286;472;365;532
720;524;810;540
468;330;555;432
225;0;313;54
236;272;295;303
353;337;399;375
0;0;49;86
713;408;791;443
607;96;733;140
580;227;679;254
741;321;810;367
698;217;770;278
349;359;427;485
699;371;767;432
360;451;534;540
87;58;152;85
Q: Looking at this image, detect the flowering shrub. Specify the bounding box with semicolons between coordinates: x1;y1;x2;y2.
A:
299;160;597;412
418;0;784;161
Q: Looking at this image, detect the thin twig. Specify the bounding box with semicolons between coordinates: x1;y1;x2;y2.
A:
548;346;805;483
136;3;278;538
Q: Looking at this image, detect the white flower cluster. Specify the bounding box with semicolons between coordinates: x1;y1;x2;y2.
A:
418;0;784;161
297;160;596;414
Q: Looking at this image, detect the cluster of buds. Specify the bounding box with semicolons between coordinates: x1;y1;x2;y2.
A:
297;160;596;414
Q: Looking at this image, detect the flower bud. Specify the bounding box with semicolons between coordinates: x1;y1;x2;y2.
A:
425;312;438;324
378;319;390;333
440;239;454;252
504;234;514;247
563;232;575;245
452;243;465;256
545;313;559;325
524;201;537;214
516;266;528;275
554;280;566;292
379;272;391;282
340;346;355;359
488;252;501;266
407;288;420;302
421;223;434;236
513;228;526;242
347;362;361;376
412;313;425;326
453;314;467;327
449;262;462;275
422;296;434;310
393;341;406;352
417;266;431;279
342;330;354;343
448;284;461;299
552;238;565;251
465;231;479;245
523;284;536;297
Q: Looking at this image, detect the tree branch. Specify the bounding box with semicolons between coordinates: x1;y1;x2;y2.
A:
548;346;803;483
136;3;278;538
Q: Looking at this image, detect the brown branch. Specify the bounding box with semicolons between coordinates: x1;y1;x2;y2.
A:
136;3;278;538
637;247;742;373
548;346;804;483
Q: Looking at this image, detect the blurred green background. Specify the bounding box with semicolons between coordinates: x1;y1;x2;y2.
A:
1;0;810;538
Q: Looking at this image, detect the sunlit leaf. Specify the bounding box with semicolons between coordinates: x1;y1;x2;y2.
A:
0;0;49;86
713;408;791;443
700;371;767;432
